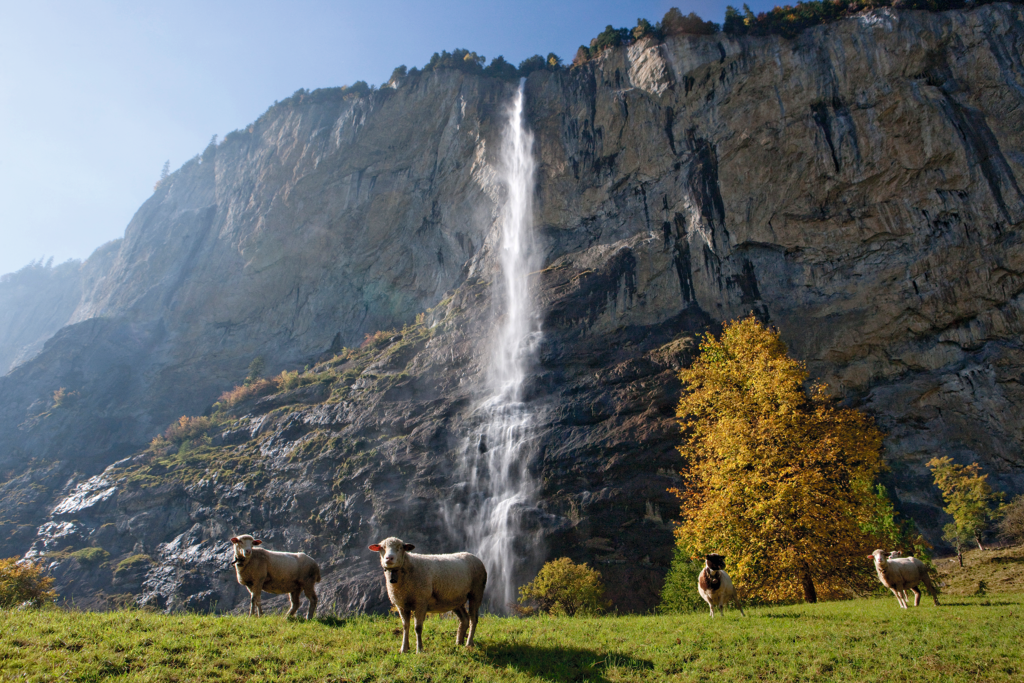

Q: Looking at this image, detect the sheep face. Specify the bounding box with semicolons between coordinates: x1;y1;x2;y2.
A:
230;534;263;562
868;549;889;565
368;537;415;579
705;554;727;571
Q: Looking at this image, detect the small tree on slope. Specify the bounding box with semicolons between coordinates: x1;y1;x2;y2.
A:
927;456;1004;561
671;316;894;603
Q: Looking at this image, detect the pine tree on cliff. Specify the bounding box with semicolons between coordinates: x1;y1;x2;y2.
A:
671;316;895;603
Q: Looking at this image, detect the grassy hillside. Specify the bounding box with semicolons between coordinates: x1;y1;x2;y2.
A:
1;593;1021;682
935;544;1024;596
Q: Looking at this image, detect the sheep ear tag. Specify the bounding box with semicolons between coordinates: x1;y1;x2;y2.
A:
252;539;262;545
369;544;383;552
403;544;415;551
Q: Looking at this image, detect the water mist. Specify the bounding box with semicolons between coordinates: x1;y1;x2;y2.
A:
445;79;543;610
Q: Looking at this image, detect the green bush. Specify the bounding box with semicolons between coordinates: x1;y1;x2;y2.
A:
0;557;56;608
484;56;519;81
518;557;608;616
659;547;708;613
517;54;547;77
114;554;153;577
71;547;109;567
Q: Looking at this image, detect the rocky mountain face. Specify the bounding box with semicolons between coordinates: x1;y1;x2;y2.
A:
2;5;1023;614
0;242;120;375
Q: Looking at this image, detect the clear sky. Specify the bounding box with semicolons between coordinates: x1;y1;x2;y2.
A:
0;0;777;277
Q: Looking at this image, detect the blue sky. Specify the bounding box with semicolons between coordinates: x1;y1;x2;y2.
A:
0;0;778;277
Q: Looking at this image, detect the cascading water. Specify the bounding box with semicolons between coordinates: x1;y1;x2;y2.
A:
444;79;543;610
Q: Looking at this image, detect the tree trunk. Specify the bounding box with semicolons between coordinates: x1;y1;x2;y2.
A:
957;550;964;567
800;565;817;603
976;537;985;552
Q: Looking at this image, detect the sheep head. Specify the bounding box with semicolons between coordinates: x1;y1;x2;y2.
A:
369;537;416;581
705;554;727;571
230;534;263;562
868;549;889;565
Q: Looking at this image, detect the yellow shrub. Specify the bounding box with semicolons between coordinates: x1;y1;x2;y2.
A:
219;379;275;407
0;557;56;608
164;415;213;443
518;558;607;616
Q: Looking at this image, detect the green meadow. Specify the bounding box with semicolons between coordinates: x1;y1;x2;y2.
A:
1;593;1020;682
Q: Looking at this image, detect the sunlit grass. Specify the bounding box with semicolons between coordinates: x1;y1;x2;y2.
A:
0;593;1020;682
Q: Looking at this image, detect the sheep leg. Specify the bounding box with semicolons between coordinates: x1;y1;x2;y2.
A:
466;593;482;647
891;587;907;609
414;607;428;654
921;573;940;606
247;588;258;617
397;607;411;654
303;583;318;619
733;594;746;617
910;586;922;607
288;590;301;617
453;606;469;646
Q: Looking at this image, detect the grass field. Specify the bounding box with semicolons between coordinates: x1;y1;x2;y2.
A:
1;592;1021;683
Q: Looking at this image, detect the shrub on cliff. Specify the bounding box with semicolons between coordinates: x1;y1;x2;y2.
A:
424;49;485;75
0;558;56;608
671;316;896;603
662;8;719;35
517;558;608;616
483;56;519;80
219;378;276;408
164;415;214;444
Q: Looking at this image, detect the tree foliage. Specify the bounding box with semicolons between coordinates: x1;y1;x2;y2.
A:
659;547;708;613
997;494;1024;546
483;56;518;80
517;558;607;616
661;8;719;36
245;356;266;385
927;456;1004;553
0;558;56;608
671;316;893;603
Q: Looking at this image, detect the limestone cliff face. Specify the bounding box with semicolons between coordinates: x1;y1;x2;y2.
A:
4;5;1024;613
0;242;119;374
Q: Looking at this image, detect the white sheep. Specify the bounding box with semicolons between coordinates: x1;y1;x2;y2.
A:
368;537;487;653
230;534;321;618
697;553;745;617
868;548;940;608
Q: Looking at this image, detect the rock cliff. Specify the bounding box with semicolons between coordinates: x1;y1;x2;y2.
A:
2;5;1023;614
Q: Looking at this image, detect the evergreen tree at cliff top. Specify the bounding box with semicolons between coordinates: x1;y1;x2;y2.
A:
671;317;897;603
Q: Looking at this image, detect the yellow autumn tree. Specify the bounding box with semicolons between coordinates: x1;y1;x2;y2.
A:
672;316;891;603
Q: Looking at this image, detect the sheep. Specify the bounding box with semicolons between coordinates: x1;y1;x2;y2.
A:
697;553;745;618
230;534;321;618
369;537;487;653
868;548;940;608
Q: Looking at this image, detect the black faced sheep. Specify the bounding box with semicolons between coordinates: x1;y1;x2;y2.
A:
697;553;745;618
369;537;487;653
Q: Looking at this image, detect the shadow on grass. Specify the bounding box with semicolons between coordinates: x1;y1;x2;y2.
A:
941;601;1017;607
313;616;348;628
480;643;653;683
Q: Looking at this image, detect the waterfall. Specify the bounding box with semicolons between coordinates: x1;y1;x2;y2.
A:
445;79;542;611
